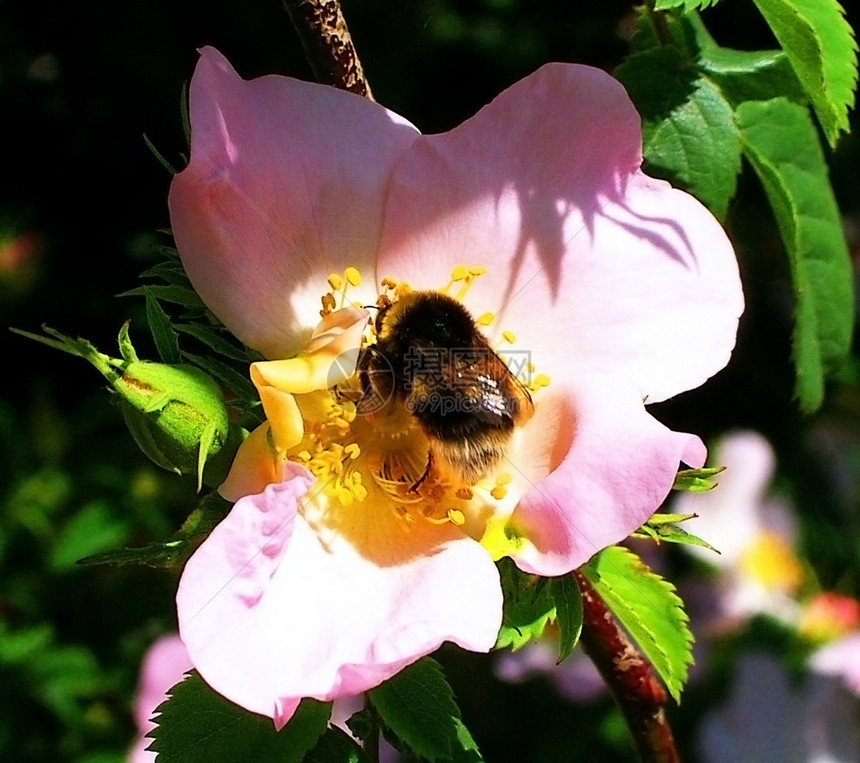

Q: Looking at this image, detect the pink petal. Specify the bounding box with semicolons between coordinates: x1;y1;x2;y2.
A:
176;463;502;725
811;632;860;695
505;374;705;575
130;633;193;762
169;47;418;358
376;63;742;403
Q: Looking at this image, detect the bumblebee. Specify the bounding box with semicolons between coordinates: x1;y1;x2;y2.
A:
359;290;534;488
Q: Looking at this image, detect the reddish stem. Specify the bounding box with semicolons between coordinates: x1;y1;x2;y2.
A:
282;0;374;99
574;570;680;763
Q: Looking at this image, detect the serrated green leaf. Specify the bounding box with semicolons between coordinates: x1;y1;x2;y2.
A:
691;13;807;107
305;727;369;763
752;0;858;146
368;658;461;762
495;558;556;650
737;98;853;411
654;0;721;11
149;671;330;762
582;546;693;703
175;323;253;362
615;47;741;219
450;718;483;763
143;288;181;364
550;574;583;663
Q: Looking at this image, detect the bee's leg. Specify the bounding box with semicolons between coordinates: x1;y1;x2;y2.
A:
409;452;434;494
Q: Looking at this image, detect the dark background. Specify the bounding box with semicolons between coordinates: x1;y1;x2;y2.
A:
1;1;858;760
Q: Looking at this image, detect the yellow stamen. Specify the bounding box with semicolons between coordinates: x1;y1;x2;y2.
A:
490;485;508;500
501;330;517;345
476;312;495;327
451;265;469;281
447;509;466;525
327;273;343;290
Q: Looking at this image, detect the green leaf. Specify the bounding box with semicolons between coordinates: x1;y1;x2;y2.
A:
149;671;330;762
175;323;253;362
450;718;483;763
615;47;741;219
368;658;462;762
305;727;369;763
78;492;231;568
121;284;205;310
550;574;583;663
582;546;693;703
144;288;181;364
495;558;556;650
737;98;854;411
143;132;178;175
751;0;858;146
696;45;807;106
654;0;721;11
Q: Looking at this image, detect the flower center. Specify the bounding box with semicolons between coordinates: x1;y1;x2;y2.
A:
739;531;804;593
293;265;550;535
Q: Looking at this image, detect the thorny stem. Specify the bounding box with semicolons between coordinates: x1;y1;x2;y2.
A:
574;570;680;763
282;0;374;99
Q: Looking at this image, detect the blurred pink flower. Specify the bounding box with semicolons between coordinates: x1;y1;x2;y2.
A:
810;632;860;696
170;47;742;726
128;634;192;763
675;431;803;626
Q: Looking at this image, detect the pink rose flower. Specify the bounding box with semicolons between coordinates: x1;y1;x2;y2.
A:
129;634;193;762
170;47;743;726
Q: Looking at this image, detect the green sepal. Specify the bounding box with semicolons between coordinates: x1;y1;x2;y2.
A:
495;559;583;662
673;466;724;492
495;558;556;651
77;491;231;568
633;513;719;552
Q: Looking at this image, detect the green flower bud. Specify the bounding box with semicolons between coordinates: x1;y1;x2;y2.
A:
114;360;234;488
13;323;241;489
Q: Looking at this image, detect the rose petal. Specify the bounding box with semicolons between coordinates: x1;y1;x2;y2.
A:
177;464;502;725
377;63;742;402
130;634;193;763
500;374;704;575
810;632;860;696
169;47;418;358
